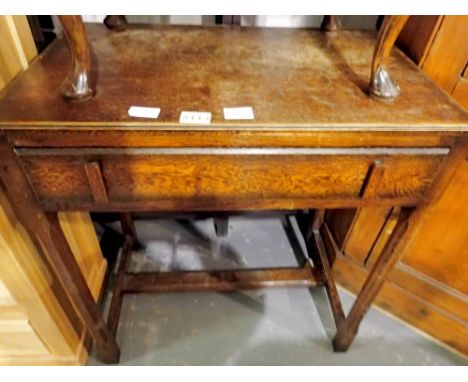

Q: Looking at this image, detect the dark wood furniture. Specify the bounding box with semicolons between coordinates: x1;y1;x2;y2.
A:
327;15;468;355
0;22;466;364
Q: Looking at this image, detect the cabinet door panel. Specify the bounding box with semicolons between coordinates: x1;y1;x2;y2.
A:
400;158;468;294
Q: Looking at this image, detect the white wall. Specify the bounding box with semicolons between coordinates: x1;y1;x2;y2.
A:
82;15;378;29
82;15;216;25
241;15;378;29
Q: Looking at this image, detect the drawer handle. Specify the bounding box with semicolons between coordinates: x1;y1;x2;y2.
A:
84;161;108;203
359;161;385;199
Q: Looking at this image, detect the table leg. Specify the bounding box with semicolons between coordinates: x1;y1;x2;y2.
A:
58;15;95;101
0;133;120;363
309;210;346;328
331;139;466;351
120;212;142;249
332;209;411;351
107;234;133;337
214;215;229;237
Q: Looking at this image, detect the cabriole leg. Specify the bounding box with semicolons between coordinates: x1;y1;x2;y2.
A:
104;16;128;31
369;15;409;100
321;16;341;32
58;15;95;101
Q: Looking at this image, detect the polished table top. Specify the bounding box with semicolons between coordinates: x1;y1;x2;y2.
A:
0;24;466;130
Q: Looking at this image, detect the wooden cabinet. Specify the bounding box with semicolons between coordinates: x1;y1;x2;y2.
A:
0;188;108;364
398;15;468;109
0;16;36;88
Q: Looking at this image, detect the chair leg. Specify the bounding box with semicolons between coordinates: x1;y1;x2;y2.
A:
321;16;341;32
369;15;409;100
104;16;128;31
58;15;95;101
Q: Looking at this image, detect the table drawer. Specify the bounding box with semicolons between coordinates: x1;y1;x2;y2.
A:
18;148;448;210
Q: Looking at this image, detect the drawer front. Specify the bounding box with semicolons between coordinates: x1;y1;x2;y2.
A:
20;155;95;204
18;148;448;210
104;154;368;200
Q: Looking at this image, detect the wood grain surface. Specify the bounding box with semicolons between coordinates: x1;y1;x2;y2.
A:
18;151;446;210
0;24;466;128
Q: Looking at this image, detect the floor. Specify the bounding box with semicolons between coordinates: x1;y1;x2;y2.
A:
89;216;467;365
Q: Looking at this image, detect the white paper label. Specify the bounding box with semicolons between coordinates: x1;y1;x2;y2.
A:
179;111;212;124
128;106;161;119
223;106;255;120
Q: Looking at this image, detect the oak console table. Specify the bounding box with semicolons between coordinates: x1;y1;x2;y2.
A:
0;20;466;364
